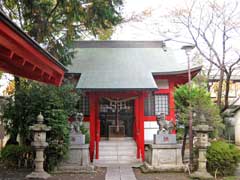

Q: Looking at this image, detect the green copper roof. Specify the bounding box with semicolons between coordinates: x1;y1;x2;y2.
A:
67;41;201;90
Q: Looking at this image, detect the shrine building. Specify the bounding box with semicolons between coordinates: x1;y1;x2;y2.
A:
66;41;201;163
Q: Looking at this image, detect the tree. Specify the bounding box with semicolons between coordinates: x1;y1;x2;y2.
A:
171;0;240;112
175;84;223;132
0;0;123;65
3;81;79;170
174;84;224;160
0;0;123;144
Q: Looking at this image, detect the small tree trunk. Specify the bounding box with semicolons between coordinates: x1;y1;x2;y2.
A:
7;76;21;144
207;63;213;92
216;68;224;109
181;126;189;163
222;72;231;112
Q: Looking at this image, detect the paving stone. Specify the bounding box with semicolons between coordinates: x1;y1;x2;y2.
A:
106;166;136;180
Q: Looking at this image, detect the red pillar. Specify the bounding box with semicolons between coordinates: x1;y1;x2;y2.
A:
138;92;145;160
134;98;140;159
169;81;176;134
95;95;100;159
89;93;96;161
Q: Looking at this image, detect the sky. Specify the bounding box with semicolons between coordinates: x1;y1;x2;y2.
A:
112;0;194;63
112;0;184;41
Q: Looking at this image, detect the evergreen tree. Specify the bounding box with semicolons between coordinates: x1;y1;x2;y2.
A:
1;0;123;65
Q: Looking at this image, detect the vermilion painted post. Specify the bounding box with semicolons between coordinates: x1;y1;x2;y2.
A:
95;95;100;159
89;93;95;161
134;98;140;159
169;81;176;134
139;92;145;160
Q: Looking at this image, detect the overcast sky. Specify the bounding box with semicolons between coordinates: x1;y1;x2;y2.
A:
113;0;240;48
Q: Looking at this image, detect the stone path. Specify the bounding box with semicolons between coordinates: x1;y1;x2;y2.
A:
105;166;137;180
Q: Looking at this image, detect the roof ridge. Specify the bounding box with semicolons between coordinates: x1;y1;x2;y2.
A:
73;40;165;48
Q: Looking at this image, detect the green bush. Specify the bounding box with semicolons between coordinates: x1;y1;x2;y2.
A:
3;82;79;171
206;141;240;176
1;144;33;167
174;85;224;138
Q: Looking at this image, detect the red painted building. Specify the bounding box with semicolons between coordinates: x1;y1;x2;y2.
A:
66;41;201;162
0;11;66;86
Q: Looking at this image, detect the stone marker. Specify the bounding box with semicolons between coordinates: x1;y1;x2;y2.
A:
26;113;51;179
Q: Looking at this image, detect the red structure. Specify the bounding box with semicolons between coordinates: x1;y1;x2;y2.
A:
66;41;201;162
0;11;66;86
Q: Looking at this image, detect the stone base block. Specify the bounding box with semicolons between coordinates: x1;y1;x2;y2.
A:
141;162;185;173
66;144;90;165
190;171;214;180
26;171;51;179
144;144;185;172
70;134;85;145
153;134;176;144
56;144;94;173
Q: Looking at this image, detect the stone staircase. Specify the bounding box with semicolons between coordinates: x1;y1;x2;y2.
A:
94;138;142;166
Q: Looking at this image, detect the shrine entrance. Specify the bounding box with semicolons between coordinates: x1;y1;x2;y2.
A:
99;97;134;138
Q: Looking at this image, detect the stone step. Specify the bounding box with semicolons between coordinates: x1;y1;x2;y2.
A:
118;155;138;161
99;141;136;146
94;159;141;165
99;146;137;150
99;149;136;156
99;153;137;158
108;137;134;141
97;139;138;166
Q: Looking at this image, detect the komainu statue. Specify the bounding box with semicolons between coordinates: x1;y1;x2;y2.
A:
156;113;175;134
70;112;84;134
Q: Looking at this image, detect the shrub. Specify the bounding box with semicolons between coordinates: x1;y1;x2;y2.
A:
206;141;240;177
3;82;79;171
1;144;33;168
174;85;224;139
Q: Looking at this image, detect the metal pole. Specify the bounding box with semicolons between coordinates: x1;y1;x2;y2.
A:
181;45;195;169
187;51;193;169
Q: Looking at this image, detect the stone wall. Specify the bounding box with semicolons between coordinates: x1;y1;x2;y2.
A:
235;110;240;146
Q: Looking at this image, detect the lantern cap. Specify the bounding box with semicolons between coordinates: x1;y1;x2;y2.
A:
37;112;44;124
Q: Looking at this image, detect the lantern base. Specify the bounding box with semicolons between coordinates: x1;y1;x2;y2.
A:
26;171;51;179
190;171;213;180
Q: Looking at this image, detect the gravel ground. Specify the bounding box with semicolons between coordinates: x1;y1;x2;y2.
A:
133;168;190;180
0;167;106;180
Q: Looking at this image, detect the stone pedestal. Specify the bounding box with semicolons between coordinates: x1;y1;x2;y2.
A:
153;134;177;144
56;134;94;173
70;133;85;145
190;149;213;179
142;144;185;172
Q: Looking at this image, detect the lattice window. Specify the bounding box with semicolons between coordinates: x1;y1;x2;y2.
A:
155;94;169;115
144;93;155;116
78;95;90;116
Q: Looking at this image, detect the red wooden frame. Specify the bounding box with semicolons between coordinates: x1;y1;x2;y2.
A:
0;14;65;86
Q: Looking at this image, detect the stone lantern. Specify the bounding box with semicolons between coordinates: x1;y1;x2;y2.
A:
26;113;51;179
191;113;213;179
